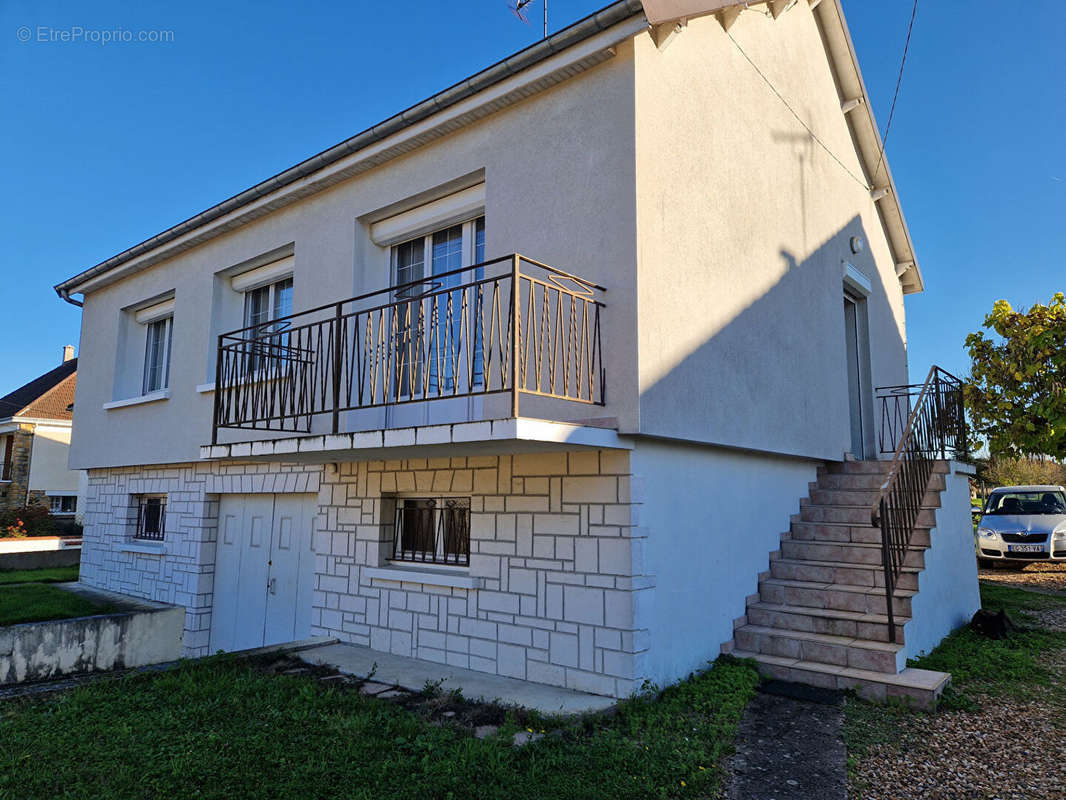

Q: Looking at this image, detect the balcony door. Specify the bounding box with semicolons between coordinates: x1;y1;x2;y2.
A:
386;217;485;429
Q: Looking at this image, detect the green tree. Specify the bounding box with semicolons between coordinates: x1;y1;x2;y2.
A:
965;293;1066;458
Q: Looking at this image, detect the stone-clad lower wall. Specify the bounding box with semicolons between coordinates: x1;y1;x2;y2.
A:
79;449;647;696
80;462;321;655
0;427;35;511
313;450;649;697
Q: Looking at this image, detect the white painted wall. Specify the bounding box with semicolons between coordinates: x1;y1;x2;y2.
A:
69;34;641;471
67;5;916;473
27;423;80;493
631;438;818;687
902;462;981;660
632;6;909;460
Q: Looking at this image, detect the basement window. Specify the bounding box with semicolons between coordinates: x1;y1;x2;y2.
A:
391;497;470;567
135;496;167;541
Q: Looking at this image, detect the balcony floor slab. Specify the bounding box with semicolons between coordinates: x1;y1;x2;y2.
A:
201;417;629;463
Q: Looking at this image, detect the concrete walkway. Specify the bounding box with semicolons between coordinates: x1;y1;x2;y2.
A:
298;641;617;716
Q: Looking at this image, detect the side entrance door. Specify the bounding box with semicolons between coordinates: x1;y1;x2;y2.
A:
210;493;317;653
843;293;871;459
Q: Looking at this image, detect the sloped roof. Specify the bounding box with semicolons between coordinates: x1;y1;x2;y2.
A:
0;359;77;422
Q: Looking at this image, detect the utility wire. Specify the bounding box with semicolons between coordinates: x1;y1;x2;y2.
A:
727;31;871;191
872;0;919;184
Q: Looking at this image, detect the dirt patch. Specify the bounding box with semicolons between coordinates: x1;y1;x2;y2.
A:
979;563;1066;594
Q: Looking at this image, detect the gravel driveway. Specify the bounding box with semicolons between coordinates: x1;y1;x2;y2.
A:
979;562;1066;594
846;581;1066;800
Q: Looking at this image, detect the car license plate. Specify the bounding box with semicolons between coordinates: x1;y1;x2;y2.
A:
1008;544;1043;553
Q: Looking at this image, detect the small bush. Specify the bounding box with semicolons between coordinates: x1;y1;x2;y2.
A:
0;505;58;538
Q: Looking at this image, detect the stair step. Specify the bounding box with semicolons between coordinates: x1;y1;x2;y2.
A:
800;503;937;526
758;577;914;617
810;487;941;508
746;601;906;643
826;460;896;475
790;521;930;548
734;624;902;673
731;650;950;710
770;557;920;591
826;460;949;476
817;472;894;490
780;539;925;569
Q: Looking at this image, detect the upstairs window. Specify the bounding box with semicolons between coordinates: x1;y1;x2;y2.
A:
134;297;175;396
391;217;485;396
243;277;293;375
135;496;166;541
142;317;172;394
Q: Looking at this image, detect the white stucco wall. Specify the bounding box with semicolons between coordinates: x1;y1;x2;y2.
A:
632;6;909;460
27;423;80;493
630;438;818;687
67;4;917;476
902;462;981;660
69;32;641;471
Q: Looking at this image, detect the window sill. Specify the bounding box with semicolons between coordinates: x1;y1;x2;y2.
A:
103;390;170;410
118;542;167;556
363;565;481;590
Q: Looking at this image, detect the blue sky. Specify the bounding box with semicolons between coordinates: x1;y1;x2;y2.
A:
1;0;1063;396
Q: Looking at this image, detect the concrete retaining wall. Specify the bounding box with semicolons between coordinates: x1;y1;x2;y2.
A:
0;536;82;554
0;548;81;571
0;593;184;685
902;461;982;660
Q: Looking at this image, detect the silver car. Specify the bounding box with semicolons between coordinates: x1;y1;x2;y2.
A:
975;485;1066;568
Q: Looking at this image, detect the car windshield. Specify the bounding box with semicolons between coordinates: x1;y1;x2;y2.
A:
985;491;1066;515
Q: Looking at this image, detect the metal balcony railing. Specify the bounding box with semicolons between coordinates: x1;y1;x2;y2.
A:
211;254;605;443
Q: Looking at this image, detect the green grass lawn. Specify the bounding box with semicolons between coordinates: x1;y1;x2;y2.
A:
0;583;116;626
0;654;760;800
0;564;80;585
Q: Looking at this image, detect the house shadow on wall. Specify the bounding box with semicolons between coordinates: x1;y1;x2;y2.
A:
637;215;908;463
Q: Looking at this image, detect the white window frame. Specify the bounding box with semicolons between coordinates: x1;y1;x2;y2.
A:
241;276;294;377
141;316;173;395
48;494;77;515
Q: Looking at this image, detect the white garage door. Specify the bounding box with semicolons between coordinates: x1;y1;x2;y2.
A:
210;493;317;653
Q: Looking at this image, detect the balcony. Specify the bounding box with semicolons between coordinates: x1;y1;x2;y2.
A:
205;255;613;460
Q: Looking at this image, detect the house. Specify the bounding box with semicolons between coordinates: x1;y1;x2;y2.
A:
54;0;979;703
0;347;85;522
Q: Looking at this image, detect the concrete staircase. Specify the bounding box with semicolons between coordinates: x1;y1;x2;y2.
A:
726;459;951;709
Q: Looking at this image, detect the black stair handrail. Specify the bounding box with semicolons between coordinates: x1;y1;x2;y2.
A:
871;366;968;643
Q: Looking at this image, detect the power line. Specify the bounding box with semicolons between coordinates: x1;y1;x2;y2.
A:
727;31;871;191
872;0;919;184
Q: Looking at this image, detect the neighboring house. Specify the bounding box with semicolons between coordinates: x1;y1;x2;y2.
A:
0;347;85;521
55;0;978;703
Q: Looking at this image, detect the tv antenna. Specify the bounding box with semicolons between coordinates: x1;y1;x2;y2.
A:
510;0;547;38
